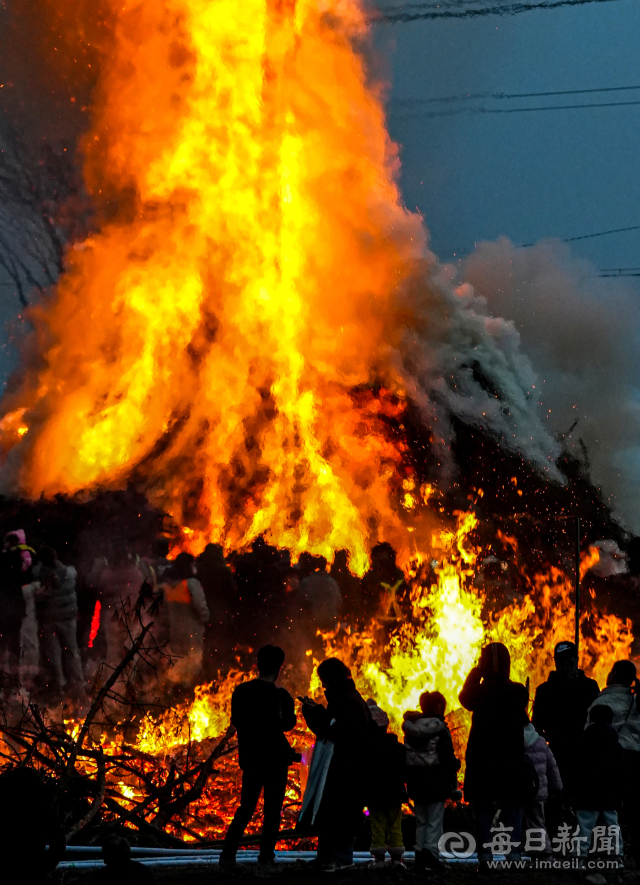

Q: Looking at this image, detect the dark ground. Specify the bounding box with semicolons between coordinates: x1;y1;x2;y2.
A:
55;860;640;884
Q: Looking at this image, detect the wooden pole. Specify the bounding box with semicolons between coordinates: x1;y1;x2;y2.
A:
574;516;581;654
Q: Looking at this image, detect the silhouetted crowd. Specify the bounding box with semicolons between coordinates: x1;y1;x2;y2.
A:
0;529;409;703
0;527;638;880
224;642;640;877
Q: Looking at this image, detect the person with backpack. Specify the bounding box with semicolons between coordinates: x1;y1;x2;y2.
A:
403;690;460;873
365;698;407;868
588;660;640;860
522;711;563;858
573;704;625;863
459;643;529;869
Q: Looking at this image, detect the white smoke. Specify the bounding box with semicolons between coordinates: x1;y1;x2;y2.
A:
460;237;640;531
392;256;562;482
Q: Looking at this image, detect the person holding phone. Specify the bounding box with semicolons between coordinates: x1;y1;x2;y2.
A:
300;658;372;872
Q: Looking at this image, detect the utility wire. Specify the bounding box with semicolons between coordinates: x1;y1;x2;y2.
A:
521;226;640;248
393;85;640;107
563;225;640;243
379;0;490;8
379;0;623;23
392;98;640;117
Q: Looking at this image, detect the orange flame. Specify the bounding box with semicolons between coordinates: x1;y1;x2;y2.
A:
3;0;430;575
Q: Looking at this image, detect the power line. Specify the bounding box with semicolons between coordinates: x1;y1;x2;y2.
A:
380;0;623;23
521;226;640;248
563;225;640;243
599;270;640;277
392;99;640;117
379;0;490;9
394;85;640;106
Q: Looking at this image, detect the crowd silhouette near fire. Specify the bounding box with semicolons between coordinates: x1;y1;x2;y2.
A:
0;526;638;883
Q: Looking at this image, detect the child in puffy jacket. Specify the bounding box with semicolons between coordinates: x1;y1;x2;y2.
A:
403;691;460;873
366;699;408;868
523;716;563;857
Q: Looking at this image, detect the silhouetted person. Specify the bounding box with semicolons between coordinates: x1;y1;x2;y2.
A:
233;539;286;644
300;658;372;871
196;543;238;677
94;547;145;667
459;642;529;868
90;834;156;884
522;705;563;858
0;767;65;883
296;566;342;631
159;552;209;689
532;640;599;801
0;529;32;677
361;543;405;623
221;645;297;869
33;546;84;699
588;659;640;859
329;550;361;614
403;691;460;872
366;698;407;867
574;704;625;863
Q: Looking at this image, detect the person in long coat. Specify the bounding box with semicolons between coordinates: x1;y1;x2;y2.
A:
459;642;529;865
300;658;373;871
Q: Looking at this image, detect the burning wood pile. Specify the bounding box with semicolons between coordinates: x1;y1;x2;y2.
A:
0;0;637;854
0;621;241;846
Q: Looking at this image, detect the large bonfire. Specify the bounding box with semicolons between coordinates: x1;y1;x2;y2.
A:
0;0;634;844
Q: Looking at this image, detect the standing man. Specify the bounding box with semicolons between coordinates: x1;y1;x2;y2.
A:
532;641;600;803
221;645;296;870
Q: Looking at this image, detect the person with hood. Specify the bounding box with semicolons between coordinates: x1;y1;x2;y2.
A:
588;660;640;860
573;704;625;862
221;645;296;870
459;642;529;867
300;658;373;871
532;640;600;801
365;698;407;868
32;547;84;698
522;710;563;858
0;529;33;676
403;690;460;873
160;552;209;689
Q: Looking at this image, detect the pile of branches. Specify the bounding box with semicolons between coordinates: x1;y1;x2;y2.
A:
0;620;235;847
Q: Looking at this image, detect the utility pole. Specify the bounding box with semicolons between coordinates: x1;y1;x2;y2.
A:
574;515;581;655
